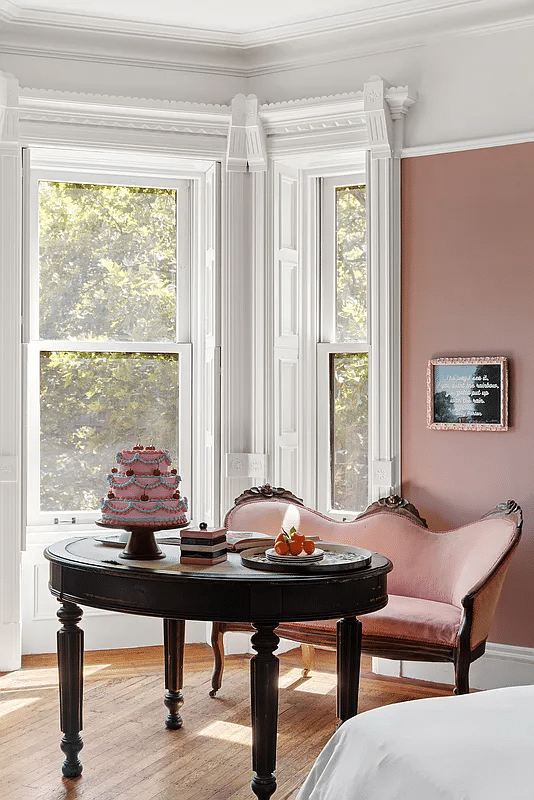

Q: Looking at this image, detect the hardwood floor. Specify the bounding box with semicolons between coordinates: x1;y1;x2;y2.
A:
0;644;454;800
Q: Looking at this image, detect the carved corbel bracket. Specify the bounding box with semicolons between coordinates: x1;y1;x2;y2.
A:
226;93;267;173
0;72;19;144
364;75;417;158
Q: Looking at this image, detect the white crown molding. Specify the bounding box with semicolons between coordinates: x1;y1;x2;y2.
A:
0;1;243;46
402;129;534;158
0;24;248;77
17;80;417;166
1;0;533;48
18;89;230;140
240;0;534;48
260;83;416;159
19;87;230;118
1;1;533;78
18;82;417;149
17;88;232;156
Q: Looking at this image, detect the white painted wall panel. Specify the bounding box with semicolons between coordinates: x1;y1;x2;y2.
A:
272;161;300;493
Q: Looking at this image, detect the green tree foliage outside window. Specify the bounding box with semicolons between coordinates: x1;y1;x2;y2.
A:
39;182;177;342
37;182;181;513
330;185;368;511
335;185;367;343
331;353;368;512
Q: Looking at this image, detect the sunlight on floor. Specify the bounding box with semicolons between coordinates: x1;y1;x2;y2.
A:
279;667;337;695
0;663;111;690
0;696;40;719
198;719;252;746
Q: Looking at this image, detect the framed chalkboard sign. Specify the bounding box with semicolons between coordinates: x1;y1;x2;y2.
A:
427;357;508;431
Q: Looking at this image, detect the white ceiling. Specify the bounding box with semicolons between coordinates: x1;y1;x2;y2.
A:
2;0;400;33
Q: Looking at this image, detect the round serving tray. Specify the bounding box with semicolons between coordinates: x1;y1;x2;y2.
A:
240;542;373;574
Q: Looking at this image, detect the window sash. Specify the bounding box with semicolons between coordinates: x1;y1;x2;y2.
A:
25;342;192;527
320;174;368;346
317;173;370;518
316;343;370;517
24;166;191;345
23;152;195;528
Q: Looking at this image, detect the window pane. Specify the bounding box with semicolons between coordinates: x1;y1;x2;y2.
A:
38;182;177;341
39;351;179;512
330;353;368;512
335;185;366;343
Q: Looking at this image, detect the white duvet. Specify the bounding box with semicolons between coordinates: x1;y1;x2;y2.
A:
296;685;534;800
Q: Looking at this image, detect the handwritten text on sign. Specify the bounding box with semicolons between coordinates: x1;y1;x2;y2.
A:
433;364;502;424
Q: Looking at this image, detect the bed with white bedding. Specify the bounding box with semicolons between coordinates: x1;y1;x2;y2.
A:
296;685;534;800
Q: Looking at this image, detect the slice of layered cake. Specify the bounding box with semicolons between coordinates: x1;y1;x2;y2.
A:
180;522;227;565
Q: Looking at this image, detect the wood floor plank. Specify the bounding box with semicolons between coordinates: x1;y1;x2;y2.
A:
0;644;454;800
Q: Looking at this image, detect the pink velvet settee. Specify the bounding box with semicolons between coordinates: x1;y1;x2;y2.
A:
210;486;522;697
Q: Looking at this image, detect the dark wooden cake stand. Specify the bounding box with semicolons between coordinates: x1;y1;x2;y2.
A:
95;520;189;560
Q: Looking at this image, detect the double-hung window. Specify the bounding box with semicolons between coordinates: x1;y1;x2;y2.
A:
24;150;192;529
317;175;369;517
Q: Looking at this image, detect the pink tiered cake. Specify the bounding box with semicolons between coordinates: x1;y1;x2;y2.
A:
100;446;188;528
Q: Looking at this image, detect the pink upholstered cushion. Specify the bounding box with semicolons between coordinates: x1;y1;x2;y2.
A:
283;595;463;648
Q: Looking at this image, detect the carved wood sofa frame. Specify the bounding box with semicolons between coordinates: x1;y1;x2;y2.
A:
210;485;522;697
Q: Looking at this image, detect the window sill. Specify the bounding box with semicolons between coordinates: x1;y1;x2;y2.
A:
25;524;100;547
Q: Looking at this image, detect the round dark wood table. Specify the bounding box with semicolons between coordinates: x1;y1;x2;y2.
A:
45;536;391;800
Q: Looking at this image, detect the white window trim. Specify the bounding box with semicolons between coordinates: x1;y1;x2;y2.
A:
23;151;198;532
276;140;404;509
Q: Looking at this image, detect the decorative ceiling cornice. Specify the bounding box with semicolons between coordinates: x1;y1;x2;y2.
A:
18;89;231;136
1;0;533;78
1;0;533;48
20;87;230;113
17;81;417;161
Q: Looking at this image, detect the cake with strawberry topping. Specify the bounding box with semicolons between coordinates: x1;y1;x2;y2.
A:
100;445;188;528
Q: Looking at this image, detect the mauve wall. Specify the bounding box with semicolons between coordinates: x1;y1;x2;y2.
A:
401;142;534;648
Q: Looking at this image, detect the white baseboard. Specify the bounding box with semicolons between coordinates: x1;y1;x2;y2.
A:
205;635;534;691
373;642;534;690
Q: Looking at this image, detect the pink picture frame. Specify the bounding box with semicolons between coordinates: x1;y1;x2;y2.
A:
427;356;508;431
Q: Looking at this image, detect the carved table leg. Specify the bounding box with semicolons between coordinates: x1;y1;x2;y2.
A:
163;618;185;729
250;623;280;800
56;601;84;778
336;616;362;724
